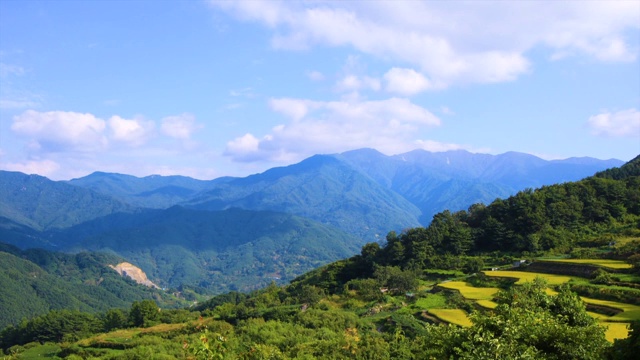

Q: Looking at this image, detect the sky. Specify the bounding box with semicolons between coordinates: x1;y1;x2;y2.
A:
0;0;639;180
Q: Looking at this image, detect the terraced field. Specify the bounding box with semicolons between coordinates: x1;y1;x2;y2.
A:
602;323;631;343
427;309;473;327
437;281;498;300
425;262;639;342
475;299;498;309
483;270;574;285
540;259;633;270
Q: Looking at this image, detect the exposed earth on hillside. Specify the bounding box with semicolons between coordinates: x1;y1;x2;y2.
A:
109;262;159;289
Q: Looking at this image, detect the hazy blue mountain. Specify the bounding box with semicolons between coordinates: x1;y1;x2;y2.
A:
68;172;218;208
184;155;422;242
338;149;624;223
0;171;133;231
64;150;621;233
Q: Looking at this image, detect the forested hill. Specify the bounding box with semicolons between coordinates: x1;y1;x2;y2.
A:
0;243;187;329
294;154;640;286
50;207;361;291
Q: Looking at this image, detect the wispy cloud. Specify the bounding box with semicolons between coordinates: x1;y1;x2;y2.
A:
588;108;640;137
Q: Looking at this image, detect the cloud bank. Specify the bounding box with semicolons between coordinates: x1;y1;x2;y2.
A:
212;1;639;92
6;110;207;179
224;97;441;162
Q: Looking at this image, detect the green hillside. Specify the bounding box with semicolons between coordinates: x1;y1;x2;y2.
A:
0;244;188;329
40;207;362;293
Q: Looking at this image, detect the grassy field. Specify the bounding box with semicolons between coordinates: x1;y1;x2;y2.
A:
438;281;499;300
540;259;632;269
427;309;472;327
415;293;448;309
11;343;61;359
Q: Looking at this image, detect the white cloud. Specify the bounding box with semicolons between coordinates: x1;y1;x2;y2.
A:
223;133;262;162
414;140;465;152
269;98;311;121
211;1;639;87
161;113;202;140
225;97;441;162
12;110;108;152
588;108;640;137
108;116;155;146
335;74;380;92
2;159;61;178
384;68;434;95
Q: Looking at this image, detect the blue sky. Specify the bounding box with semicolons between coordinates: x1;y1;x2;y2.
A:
1;0;639;180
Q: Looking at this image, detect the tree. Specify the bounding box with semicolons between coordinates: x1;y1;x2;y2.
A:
462;257;484;275
103;308;128;331
129;300;159;327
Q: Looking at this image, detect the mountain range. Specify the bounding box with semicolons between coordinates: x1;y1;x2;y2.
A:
0;149;623;296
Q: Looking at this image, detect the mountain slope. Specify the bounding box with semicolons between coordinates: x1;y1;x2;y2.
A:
40;206;362;292
0;171;133;231
185;155;422;242
68;172;217;208
338;149;624;223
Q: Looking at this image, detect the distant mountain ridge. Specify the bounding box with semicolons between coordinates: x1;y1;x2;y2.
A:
2;149;622;241
0;149;624;294
67;171;216;208
337;149;624;222
0;171;133;231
